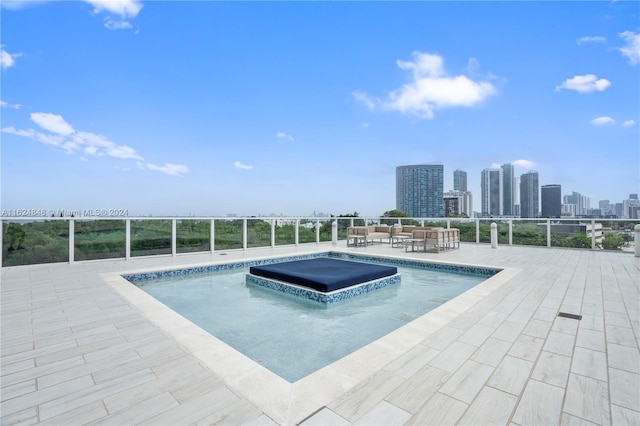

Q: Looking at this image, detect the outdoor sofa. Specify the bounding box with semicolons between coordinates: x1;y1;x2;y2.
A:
392;226;460;252
346;226;391;246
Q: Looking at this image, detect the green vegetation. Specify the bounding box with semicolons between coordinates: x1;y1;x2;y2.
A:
3;220;69;266
602;232;631;251
75;220;126;260
177;220;210;253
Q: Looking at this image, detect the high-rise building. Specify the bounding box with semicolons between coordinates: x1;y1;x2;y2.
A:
501;163;515;216
453;169;467;192
520;171;539;218
444;190;473;217
614;203;623;217
623;194;640;219
541;184;561;218
481;169;501;217
599;200;612;216
396;164;444;217
563;191;590;216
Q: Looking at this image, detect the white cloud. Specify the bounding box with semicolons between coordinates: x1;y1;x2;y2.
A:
276;132;294;141
362;122;370;128
147;163;189;177
351;91;378;110
234;161;253;170
84;0;142;18
104;17;133;30
354;51;497;119
3;1;142;30
513;159;536;169
577;36;606;44
556;74;611;93
72;131;143;160
2;126;65;146
1;100;22;109
619;31;640;65
1;47;21;69
622;120;636;127
1;111;164;166
31;112;75;135
590;116;615;126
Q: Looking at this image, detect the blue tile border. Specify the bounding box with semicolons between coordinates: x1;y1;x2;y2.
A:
246;273;401;305
333;253;500;278
122;251;500;284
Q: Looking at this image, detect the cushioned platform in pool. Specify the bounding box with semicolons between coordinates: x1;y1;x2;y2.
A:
249;258;397;293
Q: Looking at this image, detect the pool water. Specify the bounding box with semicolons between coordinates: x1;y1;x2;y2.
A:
135;256;489;382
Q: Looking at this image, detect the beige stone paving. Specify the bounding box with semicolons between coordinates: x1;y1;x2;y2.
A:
2;243;639;425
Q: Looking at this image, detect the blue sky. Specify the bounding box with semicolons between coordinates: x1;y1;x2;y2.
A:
1;0;638;217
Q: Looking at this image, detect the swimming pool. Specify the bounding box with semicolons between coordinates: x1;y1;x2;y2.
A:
127;252;499;382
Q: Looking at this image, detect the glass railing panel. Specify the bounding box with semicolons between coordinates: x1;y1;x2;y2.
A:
549;222;578;248
335;218;351;240
512;220;546;246
274;221;295;246
477;220;493;244
601;220;638;252
2;219;69;266
247;219;271;249
176;220;210;254
318;219;332;242
379;217;400;226
130;219;171;257
214;219;242;250
399;218;420;226
497;221;510;245
298;219;316;244
449;220;476;243
75;219;125;261
424;220;447;228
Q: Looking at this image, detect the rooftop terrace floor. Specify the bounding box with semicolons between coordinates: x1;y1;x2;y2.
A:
1;243;639;425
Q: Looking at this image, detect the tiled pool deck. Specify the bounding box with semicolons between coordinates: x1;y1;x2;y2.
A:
1;243;639;425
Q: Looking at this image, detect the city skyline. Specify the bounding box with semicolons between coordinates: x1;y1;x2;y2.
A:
1;1;638;217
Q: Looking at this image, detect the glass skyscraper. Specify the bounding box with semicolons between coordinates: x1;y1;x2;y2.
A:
481;168;500;217
453;169;467;191
520;171;539;218
541;184;561;218
501;163;515;216
396;164;444;217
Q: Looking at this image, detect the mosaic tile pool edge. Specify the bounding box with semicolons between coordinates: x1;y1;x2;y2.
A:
122;251;500;284
245;273;402;305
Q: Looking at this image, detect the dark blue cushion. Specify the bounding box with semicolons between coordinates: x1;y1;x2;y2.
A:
249;258;397;292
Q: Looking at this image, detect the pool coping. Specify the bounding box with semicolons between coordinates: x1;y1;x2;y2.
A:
101;249;521;425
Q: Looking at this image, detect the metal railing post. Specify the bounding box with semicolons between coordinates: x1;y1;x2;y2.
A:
210;219;215;253
591;219;596;250
476;220;480;244
171;219;177;256
126;219;131;259
271;219;276;248
295;219;300;246
69;219;74;264
316;219;320;244
508;220;513;245
243;219;247;251
547;220;551;247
